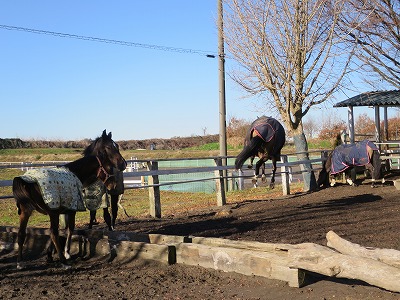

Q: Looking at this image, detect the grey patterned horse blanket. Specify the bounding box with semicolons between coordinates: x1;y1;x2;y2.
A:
250;116;286;157
19;167;86;211
82;179;109;211
330;140;378;175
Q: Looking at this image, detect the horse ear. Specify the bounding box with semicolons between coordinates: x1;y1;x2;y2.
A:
108;132;112;139
102;130;107;138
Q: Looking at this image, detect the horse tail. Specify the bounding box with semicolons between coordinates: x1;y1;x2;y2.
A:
235;136;263;170
371;150;382;179
12;177;32;215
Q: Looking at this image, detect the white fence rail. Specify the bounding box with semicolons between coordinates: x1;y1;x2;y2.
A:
0;153;328;217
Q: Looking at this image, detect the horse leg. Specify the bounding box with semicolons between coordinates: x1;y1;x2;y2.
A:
269;158;277;189
111;194;119;229
64;212;76;263
247;156;255;169
47;214;68;262
252;159;264;187
16;204;32;270
260;162;267;183
88;210;98;229
345;168;357;186
330;175;336;186
48;214;68;267
103;208;113;231
364;162;381;188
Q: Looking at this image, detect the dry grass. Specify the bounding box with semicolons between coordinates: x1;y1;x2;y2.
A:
0;184;304;228
0;147;304;228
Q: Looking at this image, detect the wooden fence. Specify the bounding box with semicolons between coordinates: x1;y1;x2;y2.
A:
0;152;327;217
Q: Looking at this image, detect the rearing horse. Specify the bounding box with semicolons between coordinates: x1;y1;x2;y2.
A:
235;116;286;189
12;130;127;269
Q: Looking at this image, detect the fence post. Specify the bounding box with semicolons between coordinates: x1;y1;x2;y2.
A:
280;155;290;195
238;169;244;190
214;158;226;206
227;171;234;191
147;161;161;218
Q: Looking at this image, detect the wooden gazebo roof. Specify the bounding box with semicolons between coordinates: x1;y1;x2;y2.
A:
334;90;400;108
333;90;400;144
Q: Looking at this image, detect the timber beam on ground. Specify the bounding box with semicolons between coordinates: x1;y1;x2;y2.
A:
0;226;305;288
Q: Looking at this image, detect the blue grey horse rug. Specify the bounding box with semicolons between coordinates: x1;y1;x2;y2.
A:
330;140;379;175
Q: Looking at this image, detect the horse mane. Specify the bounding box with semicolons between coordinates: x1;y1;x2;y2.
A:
82;130;112;157
83;137;99;157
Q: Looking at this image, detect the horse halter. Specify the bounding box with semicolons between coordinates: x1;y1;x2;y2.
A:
96;156;114;184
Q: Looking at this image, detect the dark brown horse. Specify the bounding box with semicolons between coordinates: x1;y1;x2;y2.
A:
317;140;383;188
12;130;127;269
235;116;285;189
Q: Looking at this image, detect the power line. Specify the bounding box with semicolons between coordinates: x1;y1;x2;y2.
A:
0;24;217;57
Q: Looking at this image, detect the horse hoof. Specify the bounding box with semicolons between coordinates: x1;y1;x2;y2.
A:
261;176;267;183
61;263;72;270
16;262;25;270
269;182;275;189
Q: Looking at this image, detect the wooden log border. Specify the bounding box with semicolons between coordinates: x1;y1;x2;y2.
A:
1;226;399;293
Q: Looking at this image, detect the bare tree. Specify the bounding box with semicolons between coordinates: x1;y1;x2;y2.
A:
223;0;355;190
354;113;375;137
340;0;400;89
303;118;319;139
318;113;347;140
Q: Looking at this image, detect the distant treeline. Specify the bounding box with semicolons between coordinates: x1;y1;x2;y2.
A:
0;135;219;150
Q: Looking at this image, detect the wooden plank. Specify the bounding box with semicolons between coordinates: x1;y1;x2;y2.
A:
148;233;189;244
190;236;296;254
175;242;304;288
110;241;174;264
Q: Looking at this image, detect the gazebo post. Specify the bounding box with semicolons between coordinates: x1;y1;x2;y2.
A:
374;106;381;143
384;106;389;143
348;106;355;143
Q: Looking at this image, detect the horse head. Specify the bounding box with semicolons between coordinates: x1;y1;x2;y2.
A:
84;130;127;189
316;152;332;187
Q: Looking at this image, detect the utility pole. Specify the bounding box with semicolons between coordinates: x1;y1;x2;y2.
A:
217;0;227;194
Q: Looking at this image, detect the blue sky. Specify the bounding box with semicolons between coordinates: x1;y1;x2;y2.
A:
0;1;389;141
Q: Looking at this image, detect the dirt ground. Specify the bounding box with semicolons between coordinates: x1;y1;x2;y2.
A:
1;175;400;300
